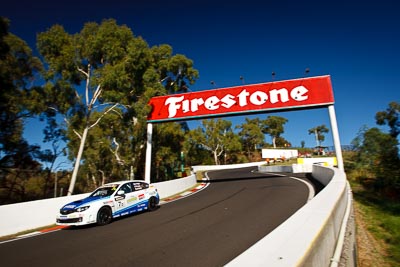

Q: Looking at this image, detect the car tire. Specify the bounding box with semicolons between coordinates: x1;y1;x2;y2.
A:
97;206;112;226
147;197;158;211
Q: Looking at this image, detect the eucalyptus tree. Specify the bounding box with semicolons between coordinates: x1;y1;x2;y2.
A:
352;126;400;193
0;17;44;203
151;122;187;182
375;101;400;138
189;119;241;165
0;17;42;159
236;118;265;158
261;116;288;148
37;19;198;194
308;125;329;147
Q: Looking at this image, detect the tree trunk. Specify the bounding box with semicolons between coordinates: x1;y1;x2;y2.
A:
67;126;89;195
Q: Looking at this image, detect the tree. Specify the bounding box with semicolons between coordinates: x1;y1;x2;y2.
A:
36;115;68;197
352;127;400;194
0;17;42;157
261;116;288;148
308;125;329;147
36;19;198;195
0;17;44;203
375;101;400;138
189;119;241;165
152;122;186;182
236;118;265;158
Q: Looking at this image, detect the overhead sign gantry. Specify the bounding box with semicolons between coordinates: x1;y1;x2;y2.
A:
145;75;343;183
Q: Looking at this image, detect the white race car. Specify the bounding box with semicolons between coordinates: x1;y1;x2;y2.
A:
56;180;160;226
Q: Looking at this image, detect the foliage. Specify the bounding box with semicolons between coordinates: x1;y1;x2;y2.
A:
236;118;265;157
375;101;400;138
261;116;288;148
188;119;242;165
347;101;400;198
0;17;46;204
308;124;329;147
36;19;199;194
350;126;400;196
152;122;187;182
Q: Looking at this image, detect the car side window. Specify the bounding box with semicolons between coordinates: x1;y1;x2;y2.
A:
119;183;133;194
132;182;147;191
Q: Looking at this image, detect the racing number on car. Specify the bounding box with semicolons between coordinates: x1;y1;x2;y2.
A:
117;201;125;208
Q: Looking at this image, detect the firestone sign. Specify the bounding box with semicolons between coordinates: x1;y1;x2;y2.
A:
147;75;334;122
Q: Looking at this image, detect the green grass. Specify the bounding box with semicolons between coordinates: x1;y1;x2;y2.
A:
352;183;400;266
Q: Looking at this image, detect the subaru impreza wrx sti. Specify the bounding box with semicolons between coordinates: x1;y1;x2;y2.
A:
56;180;160;226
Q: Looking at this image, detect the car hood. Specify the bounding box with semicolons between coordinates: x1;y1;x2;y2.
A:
61;195;111;210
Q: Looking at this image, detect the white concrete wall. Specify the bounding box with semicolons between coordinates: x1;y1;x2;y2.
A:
191;161;265;172
0;193;89;237
153;174;197;199
0;175;197;237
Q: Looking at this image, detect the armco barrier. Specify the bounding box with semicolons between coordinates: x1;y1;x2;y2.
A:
226;164;354;267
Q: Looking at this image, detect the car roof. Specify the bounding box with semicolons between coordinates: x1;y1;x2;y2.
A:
103;180;148;186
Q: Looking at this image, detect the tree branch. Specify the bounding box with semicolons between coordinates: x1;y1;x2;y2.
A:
88;103;120;129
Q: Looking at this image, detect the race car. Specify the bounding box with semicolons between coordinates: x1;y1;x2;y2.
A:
56;180;160;226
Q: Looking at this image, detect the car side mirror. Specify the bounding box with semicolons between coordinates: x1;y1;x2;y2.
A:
117;190;125;195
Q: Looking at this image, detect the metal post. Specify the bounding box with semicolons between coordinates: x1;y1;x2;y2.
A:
328;105;344;171
145;123;153;184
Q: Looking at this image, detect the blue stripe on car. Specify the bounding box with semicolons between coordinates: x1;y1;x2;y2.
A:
113;200;148;217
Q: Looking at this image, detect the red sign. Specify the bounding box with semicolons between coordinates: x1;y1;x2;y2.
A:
147;75;334;122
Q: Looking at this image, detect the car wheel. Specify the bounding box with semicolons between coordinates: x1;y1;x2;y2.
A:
97;207;112;226
147;197;158;211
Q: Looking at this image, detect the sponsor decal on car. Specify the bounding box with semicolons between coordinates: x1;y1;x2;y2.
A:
127;197;137;203
114;196;124;201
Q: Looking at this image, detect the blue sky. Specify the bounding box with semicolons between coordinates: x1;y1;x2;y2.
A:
3;0;399;158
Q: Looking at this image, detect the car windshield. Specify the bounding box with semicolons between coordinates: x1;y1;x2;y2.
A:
89;185;119;198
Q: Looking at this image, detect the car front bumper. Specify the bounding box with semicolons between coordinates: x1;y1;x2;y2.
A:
56;212;96;226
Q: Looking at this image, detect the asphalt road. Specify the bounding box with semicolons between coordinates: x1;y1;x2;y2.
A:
0;167;314;267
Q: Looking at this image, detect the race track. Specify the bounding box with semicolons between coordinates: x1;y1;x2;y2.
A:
0;167;316;267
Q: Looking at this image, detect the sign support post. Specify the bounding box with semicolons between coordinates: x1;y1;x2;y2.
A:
145;122;153;184
328;105;344;171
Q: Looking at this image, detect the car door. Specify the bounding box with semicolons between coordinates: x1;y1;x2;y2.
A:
131;182;148;212
113;182;134;217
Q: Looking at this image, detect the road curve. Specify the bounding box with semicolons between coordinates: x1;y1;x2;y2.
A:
0;167;313;267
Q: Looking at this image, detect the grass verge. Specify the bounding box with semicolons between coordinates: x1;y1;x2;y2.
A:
351;182;400;267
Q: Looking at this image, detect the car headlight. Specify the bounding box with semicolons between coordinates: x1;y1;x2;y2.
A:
75;206;90;212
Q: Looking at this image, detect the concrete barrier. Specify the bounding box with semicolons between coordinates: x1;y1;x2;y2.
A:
0;193;90;237
153;174;197;199
192;161;265;172
227;165;354;267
